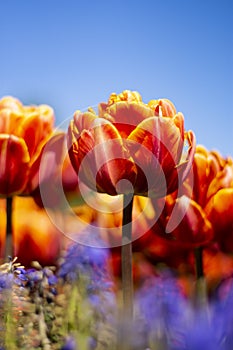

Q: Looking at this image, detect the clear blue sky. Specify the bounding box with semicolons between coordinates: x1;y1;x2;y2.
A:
1;0;232;156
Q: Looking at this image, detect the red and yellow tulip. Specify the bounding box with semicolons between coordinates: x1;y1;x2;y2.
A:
0;96;55;197
68;90;196;198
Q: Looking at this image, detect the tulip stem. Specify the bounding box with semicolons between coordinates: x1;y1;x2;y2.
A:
194;246;204;279
121;193;134;321
5;197;13;260
194;246;207;306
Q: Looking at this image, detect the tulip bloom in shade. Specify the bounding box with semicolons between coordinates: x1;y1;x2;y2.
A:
155;195;213;249
206;188;233;253
188;145;233;208
68;90;196;198
185;145;233;252
0;96;55;197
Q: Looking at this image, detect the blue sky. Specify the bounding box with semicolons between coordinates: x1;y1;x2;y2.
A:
1;0;232;156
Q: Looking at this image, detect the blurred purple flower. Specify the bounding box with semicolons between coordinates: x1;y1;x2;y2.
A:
136;273;187;349
0;273;13;290
177;307;222;350
58;239;111;292
212;277;233;350
61;335;77;350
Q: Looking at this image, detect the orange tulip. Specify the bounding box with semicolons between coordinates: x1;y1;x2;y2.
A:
185;146;233;252
0;96;55;197
68;90;196;197
205;188;233;253
153;195;213;249
188;145;233;208
146;146;233;254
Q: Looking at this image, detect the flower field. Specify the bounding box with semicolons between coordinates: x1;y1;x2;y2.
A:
0;92;233;349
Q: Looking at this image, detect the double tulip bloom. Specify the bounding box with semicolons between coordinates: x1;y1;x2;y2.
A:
147;145;233;251
0;96;59;197
68;90;196;198
192;146;233;252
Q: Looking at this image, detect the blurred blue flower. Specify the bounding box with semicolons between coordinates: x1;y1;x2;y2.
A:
0;272;13;290
58;238;110;291
211;277;233;350
177;306;222;350
88;336;97;350
61;335;77;350
135;272;188;349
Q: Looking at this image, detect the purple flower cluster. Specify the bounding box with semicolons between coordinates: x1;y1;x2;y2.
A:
2;252;233;349
58;239;117;349
58;239;111;292
134;274;233;350
14;266;58;298
61;336;77;350
0;273;13;291
135;273;187;349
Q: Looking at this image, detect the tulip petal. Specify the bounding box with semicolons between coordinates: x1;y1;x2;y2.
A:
17;105;54;158
128;116;183;163
127;116;184;196
105;102;154;137
192;146;225;206
0;134;30;196
88;122;137;195
173;130;196;191
69;117;137;195
205;188;233;252
73;110;98;132
148;98;177;117
206;164;233;202
27;132;66;194
0;109;24;134
0;96;23;112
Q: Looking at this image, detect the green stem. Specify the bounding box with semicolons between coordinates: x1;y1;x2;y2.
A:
5;196;13;260
121;193;134;320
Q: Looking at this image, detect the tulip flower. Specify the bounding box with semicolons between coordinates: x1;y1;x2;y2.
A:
0;96;62;260
187;146;233;253
0;96;55;197
155;195;213;249
67;90;196;324
188;145;233;208
68;90;196;197
205;188;233;253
